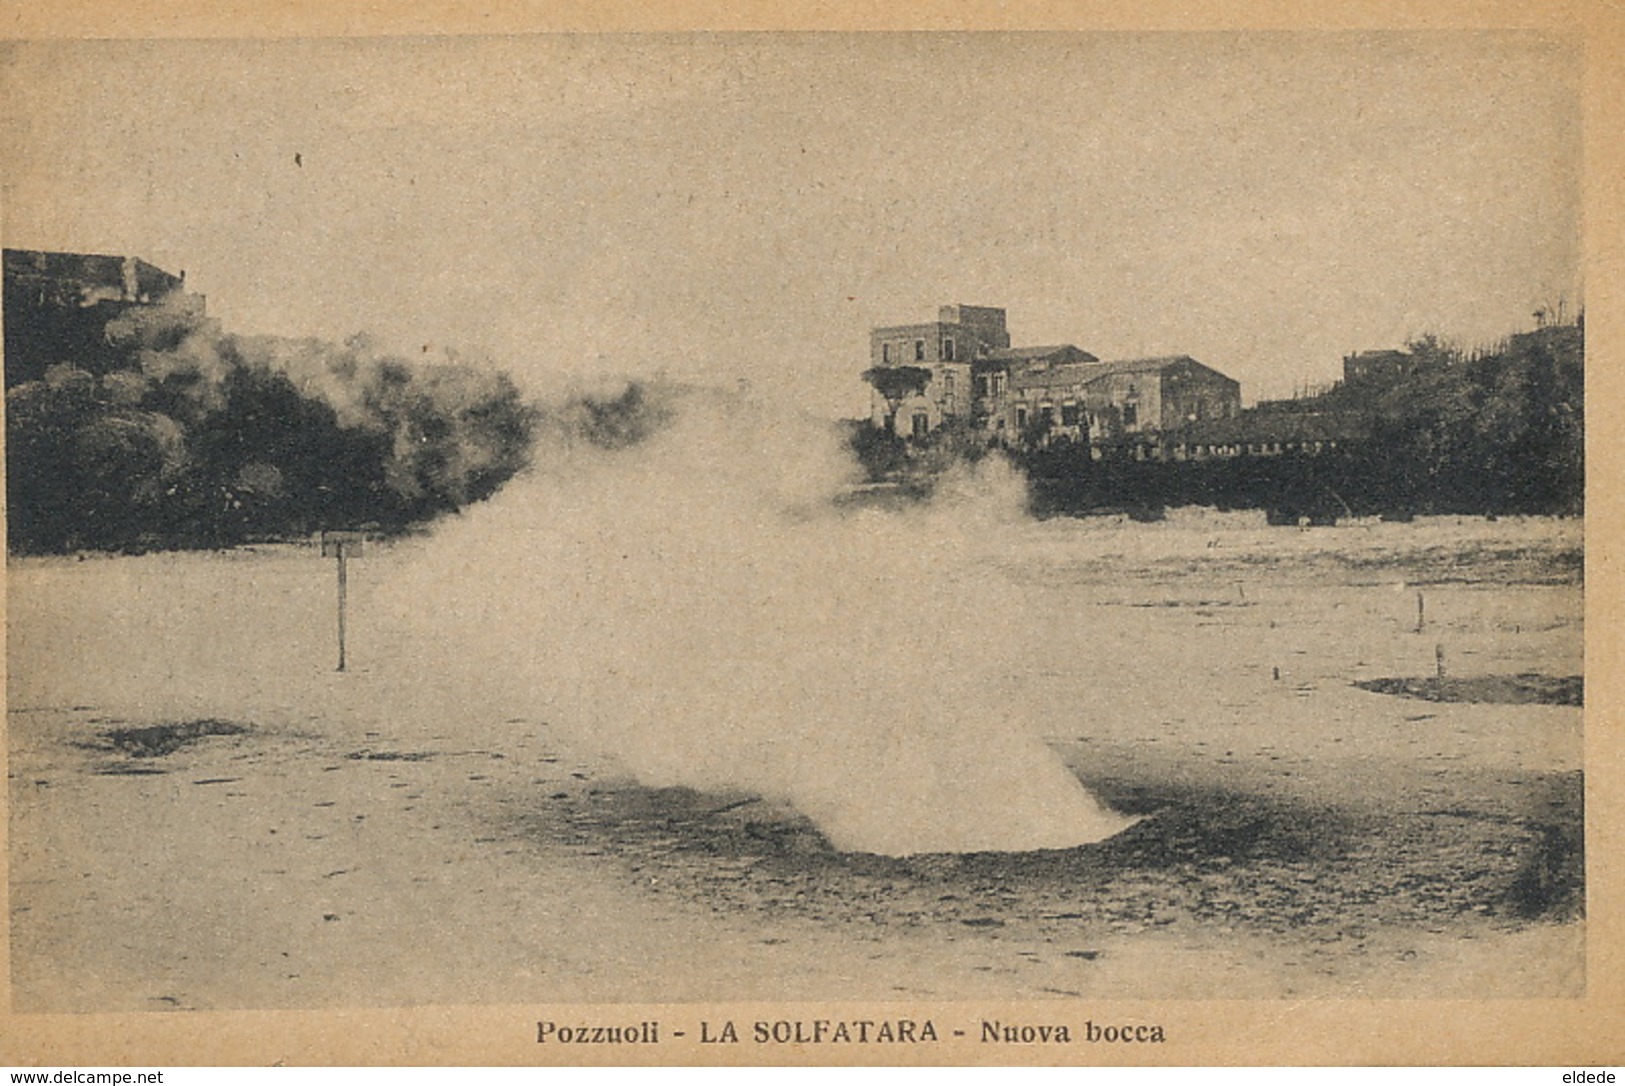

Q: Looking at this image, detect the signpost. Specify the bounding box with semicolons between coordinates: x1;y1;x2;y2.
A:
319;531;366;671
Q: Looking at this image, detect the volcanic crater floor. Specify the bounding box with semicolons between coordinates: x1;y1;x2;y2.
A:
520;766;1582;942
9;518;1586;1007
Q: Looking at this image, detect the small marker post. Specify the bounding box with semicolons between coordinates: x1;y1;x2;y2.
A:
337;547;348;671
320;531;366;672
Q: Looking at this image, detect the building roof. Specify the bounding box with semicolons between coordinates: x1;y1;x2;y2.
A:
1085;355;1191;378
985;344;1096;363
1010;363;1098;391
1008;353;1241;394
869;322;942;339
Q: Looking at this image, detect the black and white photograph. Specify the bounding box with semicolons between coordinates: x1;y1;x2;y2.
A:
2;20;1611;1066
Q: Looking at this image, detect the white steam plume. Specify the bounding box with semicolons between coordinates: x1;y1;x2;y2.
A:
379;383;1135;856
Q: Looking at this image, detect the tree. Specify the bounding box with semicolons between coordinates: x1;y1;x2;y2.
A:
861;365;932;424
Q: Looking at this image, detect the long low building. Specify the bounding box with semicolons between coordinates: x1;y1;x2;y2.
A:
1000;354;1241;445
1154;409;1370;461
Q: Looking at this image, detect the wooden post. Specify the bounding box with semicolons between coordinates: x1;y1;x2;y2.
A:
320;531;366;673
1416;590;1426;633
336;546;348;672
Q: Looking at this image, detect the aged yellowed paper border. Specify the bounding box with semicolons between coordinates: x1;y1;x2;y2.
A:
2;0;1621;1067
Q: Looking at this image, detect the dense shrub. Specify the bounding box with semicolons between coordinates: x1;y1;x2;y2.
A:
6;305;538;554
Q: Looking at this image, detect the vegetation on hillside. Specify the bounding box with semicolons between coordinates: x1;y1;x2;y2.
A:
851;322;1584;521
1349;325;1583;516
6;304;538;554
1028;324;1583;520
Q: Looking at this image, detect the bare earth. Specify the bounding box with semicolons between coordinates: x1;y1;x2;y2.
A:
8;513;1583;1010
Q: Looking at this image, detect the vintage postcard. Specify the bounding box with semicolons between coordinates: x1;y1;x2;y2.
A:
2;2;1621;1067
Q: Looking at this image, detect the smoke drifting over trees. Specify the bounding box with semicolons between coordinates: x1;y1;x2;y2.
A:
6;303;538;554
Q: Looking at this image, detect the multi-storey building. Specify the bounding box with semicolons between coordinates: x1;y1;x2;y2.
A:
866;304;1012;437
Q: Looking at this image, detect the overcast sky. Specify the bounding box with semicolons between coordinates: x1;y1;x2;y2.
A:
1;32;1582;413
